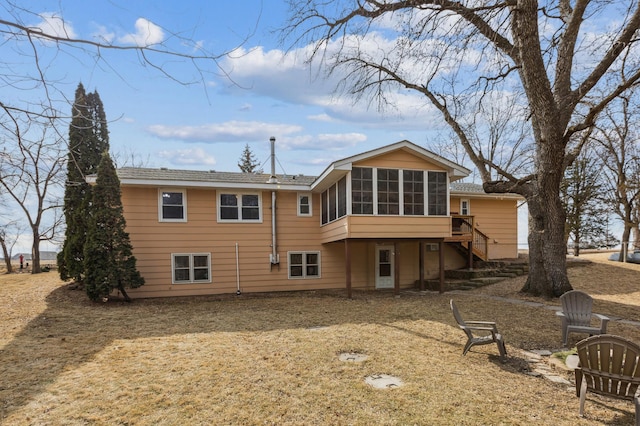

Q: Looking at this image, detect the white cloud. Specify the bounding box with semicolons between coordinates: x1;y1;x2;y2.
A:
219;42;442;130
91;24;115;43
118;18;164;46
157;148;216;166
32;12;77;40
147;120;303;143
307;113;333;122
275;133;367;151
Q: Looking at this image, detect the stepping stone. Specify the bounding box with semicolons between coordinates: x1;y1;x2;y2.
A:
365;374;403;389
565;354;579;370
339;352;369;362
544;375;572;385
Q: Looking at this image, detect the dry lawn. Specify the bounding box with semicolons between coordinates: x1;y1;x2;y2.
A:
2;252;640;425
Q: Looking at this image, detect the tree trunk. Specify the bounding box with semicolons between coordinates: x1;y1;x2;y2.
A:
1;240;12;273
30;233;41;274
118;283;132;303
520;193;572;298
620;225;633;262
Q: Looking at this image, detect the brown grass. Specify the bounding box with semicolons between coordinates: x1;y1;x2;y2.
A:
1;252;640;425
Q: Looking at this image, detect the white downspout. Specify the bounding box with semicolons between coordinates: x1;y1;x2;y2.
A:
269;136;280;266
235;242;241;295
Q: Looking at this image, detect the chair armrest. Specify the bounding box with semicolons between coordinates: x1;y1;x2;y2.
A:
465;321;497;326
464;325;500;338
556;311;565;318
595;314;610;332
465;321;499;333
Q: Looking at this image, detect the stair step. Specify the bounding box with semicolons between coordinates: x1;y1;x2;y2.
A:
470;277;505;285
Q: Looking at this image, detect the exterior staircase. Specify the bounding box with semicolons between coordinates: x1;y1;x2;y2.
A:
420;260;529;291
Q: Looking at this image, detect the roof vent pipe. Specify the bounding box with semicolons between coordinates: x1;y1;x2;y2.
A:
268;136;278;184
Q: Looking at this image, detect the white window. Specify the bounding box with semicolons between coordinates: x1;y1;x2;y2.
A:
172;253;211;284
159;189;187;222
298;193;312;216
460;199;470;216
426;243;439;252
288;251;321;279
218;193;262;222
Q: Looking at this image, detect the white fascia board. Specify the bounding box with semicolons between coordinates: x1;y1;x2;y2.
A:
118;178;311;192
450;191;524;200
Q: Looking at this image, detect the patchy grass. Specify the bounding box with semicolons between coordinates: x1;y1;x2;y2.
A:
1;253;640;425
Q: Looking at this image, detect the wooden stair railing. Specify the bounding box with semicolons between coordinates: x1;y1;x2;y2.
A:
451;215;489;261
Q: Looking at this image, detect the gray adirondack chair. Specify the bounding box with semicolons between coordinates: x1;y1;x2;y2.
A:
450;299;506;362
575;334;640;424
556;290;609;346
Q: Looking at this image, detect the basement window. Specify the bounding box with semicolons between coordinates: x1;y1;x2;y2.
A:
288;251;321;279
172;253;211;284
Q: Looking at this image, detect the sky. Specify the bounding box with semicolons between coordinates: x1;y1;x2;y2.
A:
5;0;453;176
2;1;552;252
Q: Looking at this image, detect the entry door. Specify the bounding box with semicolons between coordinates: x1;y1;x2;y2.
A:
375;245;394;289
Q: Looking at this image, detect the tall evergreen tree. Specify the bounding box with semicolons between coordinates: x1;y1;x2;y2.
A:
84;152;144;302
59;83;110;283
237;143;260;173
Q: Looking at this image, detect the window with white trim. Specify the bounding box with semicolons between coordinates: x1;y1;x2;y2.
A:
377;168;400;215
218;193;262;222
403;170;424;215
321;176;348;225
172;253;211;284
427;171;448;216
351;167;374;214
298;193;312;216
159;189;187;222
288;251;321;279
460;199;470;215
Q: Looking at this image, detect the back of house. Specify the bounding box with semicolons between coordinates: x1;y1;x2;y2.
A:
99;140;522;298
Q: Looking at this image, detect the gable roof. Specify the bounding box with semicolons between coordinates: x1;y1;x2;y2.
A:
311;140;471;192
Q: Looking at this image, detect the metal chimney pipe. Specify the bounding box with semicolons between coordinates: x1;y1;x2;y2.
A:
269;136;277;183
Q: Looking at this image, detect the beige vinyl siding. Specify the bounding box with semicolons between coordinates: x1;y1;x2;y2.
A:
450;196;519;259
121;188;357;298
321;216;451;243
354;149;448;171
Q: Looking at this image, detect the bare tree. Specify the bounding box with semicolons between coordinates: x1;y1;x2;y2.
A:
0;220;22;273
0;2;236;120
282;0;640;297
0;106;65;273
561;147;609;256
593;92;640;260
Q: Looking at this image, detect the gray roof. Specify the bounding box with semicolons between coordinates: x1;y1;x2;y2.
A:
113;168;522;198
115;167;316;187
450;182;485;193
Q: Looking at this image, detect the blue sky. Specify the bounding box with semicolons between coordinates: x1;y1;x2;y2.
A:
4;1;539;252
6;0;451;177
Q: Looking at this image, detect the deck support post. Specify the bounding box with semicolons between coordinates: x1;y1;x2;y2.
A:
419;241;425;291
394;242;400;296
439;240;445;293
345;239;352;299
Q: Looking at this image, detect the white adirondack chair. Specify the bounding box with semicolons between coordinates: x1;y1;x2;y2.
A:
556;290;609;346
